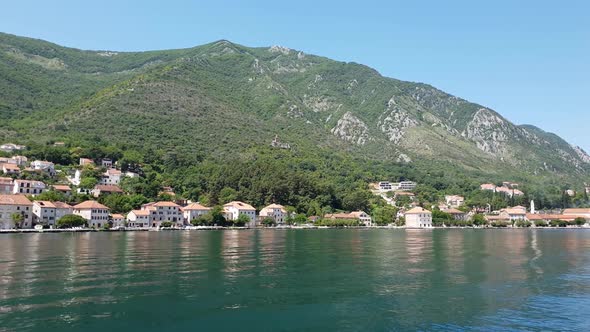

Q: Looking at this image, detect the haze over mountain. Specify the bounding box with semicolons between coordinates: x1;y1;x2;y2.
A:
1;32;589;186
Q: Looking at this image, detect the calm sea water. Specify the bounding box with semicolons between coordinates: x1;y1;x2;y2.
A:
1;229;590;331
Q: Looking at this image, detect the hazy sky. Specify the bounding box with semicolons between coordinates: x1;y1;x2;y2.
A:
2;0;588;150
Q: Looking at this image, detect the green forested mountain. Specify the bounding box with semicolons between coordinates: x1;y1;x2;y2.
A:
1;32;588;211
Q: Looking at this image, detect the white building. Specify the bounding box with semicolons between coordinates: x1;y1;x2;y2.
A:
397;181;417;191
127;210;151;228
101;159;113;168
182;203;211;223
501;206;527;221
32;201;73;227
2;163;20;175
445;195;465;208
31;160;56;176
0;143;26;153
0;177;13;194
100;168;122;185
349;211;373;226
378;181;394;191
0;194;33;229
142;201;184;227
223;201;257;227
404;207;433;228
259;204;288;225
73;200;110;228
13;180;46;196
111;214;125;228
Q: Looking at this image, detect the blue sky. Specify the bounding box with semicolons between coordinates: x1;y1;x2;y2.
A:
2;0;588;151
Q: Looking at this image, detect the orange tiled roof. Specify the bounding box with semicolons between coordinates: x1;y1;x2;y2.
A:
73;200;109;210
0;194;33;206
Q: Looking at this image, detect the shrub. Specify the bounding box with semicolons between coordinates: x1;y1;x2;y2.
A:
534;220;547;227
515;220;532;228
57;214;87;228
491;221;509;228
262;217;275;227
160;221;173;228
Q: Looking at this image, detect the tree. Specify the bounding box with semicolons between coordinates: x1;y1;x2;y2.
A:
292;214;308;224
11;213;24;229
342;190;372;212
160;221;173;228
57;214;87;228
210;206;227;226
218;187;238;204
372;206;397;226
574;217;586;227
234;213;251;227
432;209;453;226
262;217;275;227
471;214;487;226
79;177;98;190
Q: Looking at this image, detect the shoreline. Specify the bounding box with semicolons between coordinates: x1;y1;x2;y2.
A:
1;225;588;234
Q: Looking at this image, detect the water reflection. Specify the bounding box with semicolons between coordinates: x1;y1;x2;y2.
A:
0;230;589;331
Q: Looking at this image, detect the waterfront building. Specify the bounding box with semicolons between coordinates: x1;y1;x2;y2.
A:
142;201;184;227
0;194;33;229
73;201;110;228
111;214;125;228
32;201;73;227
404;207;432;228
127;210;150;228
182;203;211;223
259;204;288;225
223;201;257;227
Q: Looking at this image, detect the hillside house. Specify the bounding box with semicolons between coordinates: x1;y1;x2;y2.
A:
0;177;13;194
92;184;123;197
79;158;94;166
445;195;465;208
100;168;122;185
31;160;56;176
2;163;20;175
0;143;25;153
51;184;72;196
13;180;46;196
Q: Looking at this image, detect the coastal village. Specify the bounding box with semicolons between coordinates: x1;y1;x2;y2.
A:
1;142;590;231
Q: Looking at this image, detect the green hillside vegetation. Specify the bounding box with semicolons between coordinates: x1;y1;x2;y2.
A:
1;32;589;214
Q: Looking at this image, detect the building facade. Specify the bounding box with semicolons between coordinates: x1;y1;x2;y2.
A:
73;201;110;228
0;194;33;229
405;207;433;228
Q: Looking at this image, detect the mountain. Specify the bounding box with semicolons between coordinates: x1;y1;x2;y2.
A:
1;32;589;190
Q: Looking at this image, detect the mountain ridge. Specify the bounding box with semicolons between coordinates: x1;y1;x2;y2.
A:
0;32;588;188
